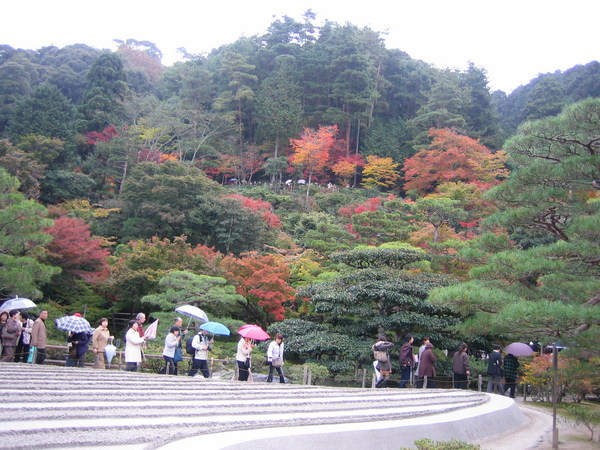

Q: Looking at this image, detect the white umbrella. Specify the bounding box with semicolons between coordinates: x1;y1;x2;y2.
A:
0;297;36;312
174;305;209;323
104;343;117;365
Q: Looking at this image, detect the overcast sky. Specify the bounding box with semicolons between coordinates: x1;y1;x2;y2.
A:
3;0;598;93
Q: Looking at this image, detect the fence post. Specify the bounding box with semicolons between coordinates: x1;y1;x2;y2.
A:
478;374;482;391
307;368;312;385
423;376;428;389
303;364;308;385
361;368;367;388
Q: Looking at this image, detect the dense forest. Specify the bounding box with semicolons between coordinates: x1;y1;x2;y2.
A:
1;14;599;381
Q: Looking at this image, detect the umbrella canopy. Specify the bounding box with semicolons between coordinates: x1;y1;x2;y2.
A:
504;342;534;357
174;305;209;323
0;297;36;312
200;321;230;336
238;324;270;341
55;315;94;334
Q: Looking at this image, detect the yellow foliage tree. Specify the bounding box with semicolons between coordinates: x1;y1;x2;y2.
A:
361;155;400;189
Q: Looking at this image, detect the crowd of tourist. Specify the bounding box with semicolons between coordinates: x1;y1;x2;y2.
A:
0;309;286;383
373;334;521;395
2;308;522;394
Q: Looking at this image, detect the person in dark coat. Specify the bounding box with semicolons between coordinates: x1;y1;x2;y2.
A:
398;334;414;388
66;331;90;367
373;335;394;388
418;342;437;388
503;353;520;398
452;343;470;389
0;310;21;362
486;344;505;395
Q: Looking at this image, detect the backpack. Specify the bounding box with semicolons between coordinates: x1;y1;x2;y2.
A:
373;349;389;362
185;336;196;356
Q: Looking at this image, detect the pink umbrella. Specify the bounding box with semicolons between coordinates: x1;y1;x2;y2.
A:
238;325;270;341
504;342;534;357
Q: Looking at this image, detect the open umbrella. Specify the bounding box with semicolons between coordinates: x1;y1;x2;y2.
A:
238;324;270;341
0;297;36;312
200;321;230;336
55;315;94;334
504;342;534;357
174;305;209;324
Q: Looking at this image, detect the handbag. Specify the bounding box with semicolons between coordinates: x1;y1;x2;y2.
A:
272;358;284;368
373;350;389;362
173;347;183;363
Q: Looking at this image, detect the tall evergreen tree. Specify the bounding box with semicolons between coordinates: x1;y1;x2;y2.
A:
80;53;129;131
7;83;78;142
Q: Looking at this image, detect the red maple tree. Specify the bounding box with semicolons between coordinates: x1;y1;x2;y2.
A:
45;216;111;283
225;194;282;228
221;252;295;321
290;125;338;189
402;128;509;194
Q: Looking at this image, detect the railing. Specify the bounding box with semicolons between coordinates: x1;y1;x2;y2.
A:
37;348;525;392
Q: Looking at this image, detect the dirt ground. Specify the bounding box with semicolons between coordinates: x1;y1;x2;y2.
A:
525;403;599;449
476;400;600;450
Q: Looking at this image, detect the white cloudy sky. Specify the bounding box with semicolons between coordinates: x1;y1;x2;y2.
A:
3;0;598;93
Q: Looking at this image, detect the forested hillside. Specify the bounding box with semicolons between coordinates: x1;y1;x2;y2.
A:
1;15;599;379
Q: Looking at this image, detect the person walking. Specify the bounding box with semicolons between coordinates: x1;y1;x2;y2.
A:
124;321;147;371
31;311;48;364
266;333;286;383
162;326;181;375
373;335;394;388
0;311;8;357
92;318;111;369
415;336;430;388
14;312;34;362
236;337;254;381
452;343;470;389
503;353;520;398
66;329;89;367
188;329;212;378
419;342;437;388
487;344;505;395
0;310;21;362
398;334;415;388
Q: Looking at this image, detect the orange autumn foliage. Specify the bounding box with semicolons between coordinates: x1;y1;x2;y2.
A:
403;128;509;194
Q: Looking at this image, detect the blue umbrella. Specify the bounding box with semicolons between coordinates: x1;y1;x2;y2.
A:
199;321;230;336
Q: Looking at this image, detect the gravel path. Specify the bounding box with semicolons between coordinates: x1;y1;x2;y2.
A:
0;363;502;449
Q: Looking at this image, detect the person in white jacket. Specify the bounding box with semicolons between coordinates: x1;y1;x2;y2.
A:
266;333;285;383
188;330;213;377
236;337;254;381
124;321;147;371
162;326;181;375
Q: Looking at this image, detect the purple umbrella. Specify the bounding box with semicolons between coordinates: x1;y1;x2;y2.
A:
504;342;534;356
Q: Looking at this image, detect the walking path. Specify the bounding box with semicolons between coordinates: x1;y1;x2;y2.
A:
0;363;530;449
